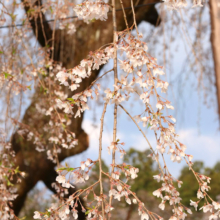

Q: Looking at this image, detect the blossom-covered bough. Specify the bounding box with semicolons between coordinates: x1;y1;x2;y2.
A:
0;0;219;220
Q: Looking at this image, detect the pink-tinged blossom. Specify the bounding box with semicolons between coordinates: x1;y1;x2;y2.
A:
105;205;114;213
129;167;139;179
188;154;193;161
159;201;165;210
56;175;74;188
112;172;120;180
157;145;165;154
187;208;192;214
180;144;187;151
141;213;149;220
133;198;137;204
170;116;176;123
70;84;79;91
67;23;76;35
166;104;174;110
125;197;131;205
201;182;210;192
177;181;183;188
153;68;165;76
153;175;161;182
140;92;149;104
153;189;162;198
176;155;182;163
73;210;78;220
157;81;169;93
117;184;122;191
197;190;204;199
85;159;91;166
108;143;115;155
209;214;218;220
190;200;198;211
141;116;150;127
213;201;220;210
114;193;122;201
200;204;213;213
56;71;68;84
81;162;86;170
74;109;81;118
156;102;163;110
109;189;117;197
33;211;41;219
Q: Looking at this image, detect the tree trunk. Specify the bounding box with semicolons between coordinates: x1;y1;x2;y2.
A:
209;0;220;124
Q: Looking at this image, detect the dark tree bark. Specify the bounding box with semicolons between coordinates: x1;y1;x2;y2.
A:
209;0;220;125
11;0;161;217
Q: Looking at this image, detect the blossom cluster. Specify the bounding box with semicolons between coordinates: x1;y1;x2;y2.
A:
56;158;96;187
55;45;114;118
163;0;203;10
0;129;25;220
74;0;110;23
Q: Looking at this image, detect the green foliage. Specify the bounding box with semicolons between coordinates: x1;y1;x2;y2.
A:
3;72;12;79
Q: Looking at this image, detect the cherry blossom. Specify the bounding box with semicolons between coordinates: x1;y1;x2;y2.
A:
74;1;110;24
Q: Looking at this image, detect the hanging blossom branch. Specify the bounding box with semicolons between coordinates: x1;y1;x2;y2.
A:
98;101;108;219
108;0;119;213
0;0;219;220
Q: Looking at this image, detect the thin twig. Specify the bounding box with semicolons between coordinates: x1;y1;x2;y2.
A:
99;102;108;219
109;0;118;213
131;0;139;36
85;69;113;92
119;0;129;30
118;104;164;176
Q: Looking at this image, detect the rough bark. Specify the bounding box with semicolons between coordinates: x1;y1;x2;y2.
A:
11;0;161;216
209;0;220;124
